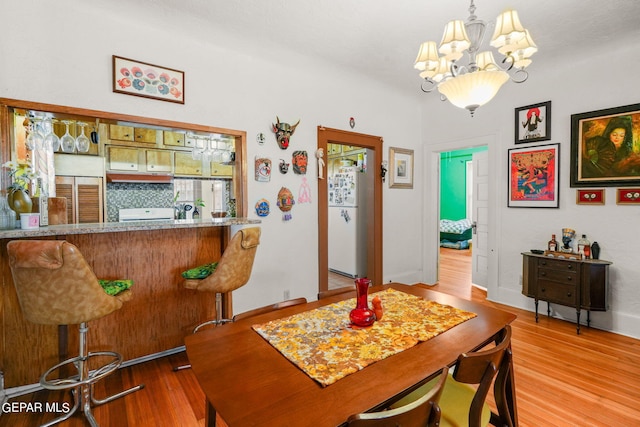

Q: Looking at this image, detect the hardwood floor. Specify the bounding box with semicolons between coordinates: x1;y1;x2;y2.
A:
2;248;639;426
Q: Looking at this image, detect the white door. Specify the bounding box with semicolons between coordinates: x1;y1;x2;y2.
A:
471;151;489;287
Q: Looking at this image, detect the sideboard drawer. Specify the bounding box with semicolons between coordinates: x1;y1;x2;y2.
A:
538;280;578;306
537;268;577;284
537;258;578;271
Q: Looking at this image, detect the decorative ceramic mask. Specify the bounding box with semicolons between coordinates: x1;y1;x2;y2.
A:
292;150;308;174
277;187;295;221
255;199;270;217
272;116;300;150
279;159;290;174
255;157;272;182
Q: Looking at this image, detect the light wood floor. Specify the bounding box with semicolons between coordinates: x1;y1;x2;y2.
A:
2;248;640;426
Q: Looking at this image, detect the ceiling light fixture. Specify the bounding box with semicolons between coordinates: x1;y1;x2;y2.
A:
415;0;537;116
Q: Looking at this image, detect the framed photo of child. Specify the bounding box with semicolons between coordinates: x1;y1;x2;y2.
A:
515;101;551;144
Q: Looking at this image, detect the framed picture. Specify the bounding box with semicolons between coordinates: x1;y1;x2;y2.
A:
515;101;551;144
389;147;414;189
616;188;640;205
112;55;185;104
576;189;605;205
508;143;560;208
570;103;640;187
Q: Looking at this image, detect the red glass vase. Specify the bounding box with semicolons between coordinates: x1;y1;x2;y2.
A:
349;278;376;327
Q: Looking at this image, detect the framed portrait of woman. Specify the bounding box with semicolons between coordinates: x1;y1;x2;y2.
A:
515;101;551;144
570;103;640;187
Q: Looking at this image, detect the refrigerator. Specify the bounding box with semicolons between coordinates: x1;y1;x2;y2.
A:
328;166;371;278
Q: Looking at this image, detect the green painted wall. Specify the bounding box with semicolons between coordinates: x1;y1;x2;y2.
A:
440;146;487;220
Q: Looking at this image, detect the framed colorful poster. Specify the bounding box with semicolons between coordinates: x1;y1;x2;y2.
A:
570;103;640;187
508;143;560;208
515;101;551;144
112;55;185;104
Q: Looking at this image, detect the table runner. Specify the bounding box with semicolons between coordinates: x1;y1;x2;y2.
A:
252;288;476;386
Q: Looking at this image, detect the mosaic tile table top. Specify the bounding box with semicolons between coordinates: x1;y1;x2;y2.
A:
253;288;477;386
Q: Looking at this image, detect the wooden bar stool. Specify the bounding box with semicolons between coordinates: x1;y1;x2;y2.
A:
7;240;144;427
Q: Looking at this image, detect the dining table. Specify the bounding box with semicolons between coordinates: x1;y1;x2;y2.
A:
184;283;518;427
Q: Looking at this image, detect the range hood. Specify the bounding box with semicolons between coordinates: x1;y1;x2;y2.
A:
106;172;174;184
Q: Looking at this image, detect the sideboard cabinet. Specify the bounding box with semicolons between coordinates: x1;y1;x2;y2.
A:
521;252;611;334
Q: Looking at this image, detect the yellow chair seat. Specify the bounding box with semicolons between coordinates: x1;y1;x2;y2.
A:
391;373;491;427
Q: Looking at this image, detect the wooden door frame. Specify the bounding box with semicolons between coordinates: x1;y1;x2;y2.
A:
317;126;383;293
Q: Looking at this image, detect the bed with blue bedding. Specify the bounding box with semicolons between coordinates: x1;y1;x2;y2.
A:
439;218;472;249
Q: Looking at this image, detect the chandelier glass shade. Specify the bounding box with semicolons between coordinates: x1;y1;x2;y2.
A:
415;0;537;115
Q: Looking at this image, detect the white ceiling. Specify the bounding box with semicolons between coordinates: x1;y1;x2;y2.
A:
112;0;640;96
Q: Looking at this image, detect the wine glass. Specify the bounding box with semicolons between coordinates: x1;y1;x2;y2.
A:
42;118;60;152
60;120;76;153
25;119;44;151
75;122;91;153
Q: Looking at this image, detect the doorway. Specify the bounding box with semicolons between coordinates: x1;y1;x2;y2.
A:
317;126;383;295
423;134;497;289
438;147;487;291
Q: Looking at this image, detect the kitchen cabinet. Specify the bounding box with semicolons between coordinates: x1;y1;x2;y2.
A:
55;176;104;223
109;124;157;144
211;161;233;177
522;252;611;334
163;130;186;147
108;146;139;171
146;149;172;172
175;152;203;176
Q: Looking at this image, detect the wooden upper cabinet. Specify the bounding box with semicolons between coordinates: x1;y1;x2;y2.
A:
146;150;172;172
108;146;139;171
109;124;134;142
175;152;203;176
211;162;233;177
109;124;157;144
134;127;157;144
164;131;186;147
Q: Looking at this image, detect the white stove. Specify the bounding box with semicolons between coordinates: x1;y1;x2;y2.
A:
118;208;174;222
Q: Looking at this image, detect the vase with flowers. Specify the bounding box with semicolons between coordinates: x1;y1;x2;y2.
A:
2;161;35;220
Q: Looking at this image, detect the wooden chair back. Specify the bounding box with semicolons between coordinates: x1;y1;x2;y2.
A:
346;367;448;427
318;287;353;300
452;324;515;427
232;297;307;321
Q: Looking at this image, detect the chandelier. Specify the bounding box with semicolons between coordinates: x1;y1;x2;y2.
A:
415;0;537;116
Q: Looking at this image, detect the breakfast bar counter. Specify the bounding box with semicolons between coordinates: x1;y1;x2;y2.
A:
0;218;260;389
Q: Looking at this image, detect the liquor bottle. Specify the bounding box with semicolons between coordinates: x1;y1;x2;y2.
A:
548;234;558;251
578;234;591;258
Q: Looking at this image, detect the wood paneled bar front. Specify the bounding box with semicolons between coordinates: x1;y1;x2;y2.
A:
0;218;259;389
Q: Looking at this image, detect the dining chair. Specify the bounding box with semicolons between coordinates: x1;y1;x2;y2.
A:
232;297;308;321
390;325;515;427
318;287;354;299
346;366;448;427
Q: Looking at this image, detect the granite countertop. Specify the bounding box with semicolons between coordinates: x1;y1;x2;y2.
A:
0;217;261;239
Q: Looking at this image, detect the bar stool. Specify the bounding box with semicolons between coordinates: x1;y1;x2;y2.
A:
175;227;260;370
7;240;144;427
182;226;261;331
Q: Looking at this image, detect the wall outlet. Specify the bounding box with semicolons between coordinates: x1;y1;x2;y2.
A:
283;289;290;300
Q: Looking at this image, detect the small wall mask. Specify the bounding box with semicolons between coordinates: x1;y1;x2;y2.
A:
272;116;300;150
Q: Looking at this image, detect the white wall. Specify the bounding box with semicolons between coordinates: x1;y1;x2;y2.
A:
421;40;640;339
0;0;424;313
